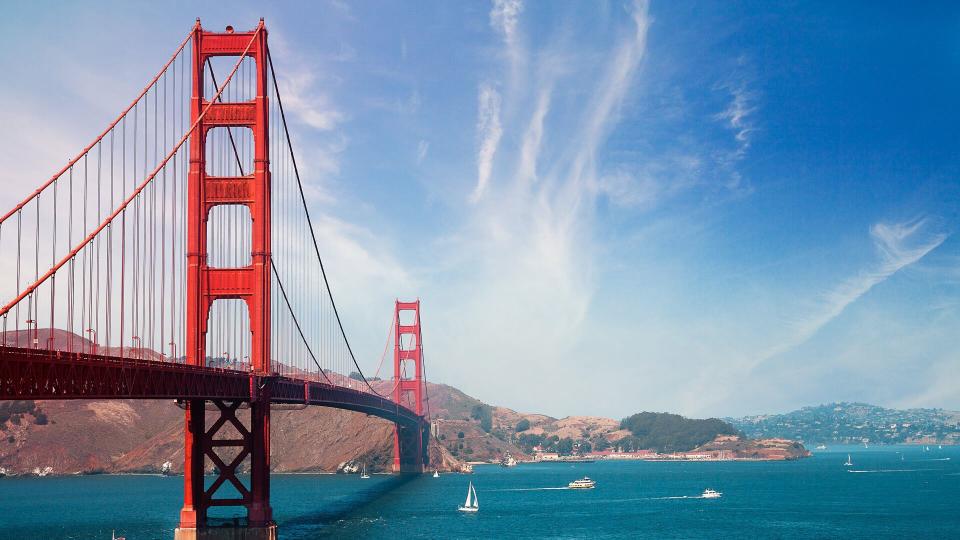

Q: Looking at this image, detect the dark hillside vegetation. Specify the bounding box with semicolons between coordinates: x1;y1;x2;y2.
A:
619;412;740;452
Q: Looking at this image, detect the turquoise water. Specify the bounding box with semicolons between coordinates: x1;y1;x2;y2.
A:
1;445;958;538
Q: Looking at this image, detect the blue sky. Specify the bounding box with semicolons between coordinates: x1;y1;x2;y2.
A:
0;1;958;418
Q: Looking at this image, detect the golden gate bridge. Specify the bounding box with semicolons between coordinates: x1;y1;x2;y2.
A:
0;19;430;540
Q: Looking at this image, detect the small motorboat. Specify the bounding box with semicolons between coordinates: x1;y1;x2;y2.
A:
433;470;440;478
701;489;722;499
568;477;596;489
458;481;479;513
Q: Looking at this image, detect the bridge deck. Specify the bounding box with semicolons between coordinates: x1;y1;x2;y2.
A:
0;346;422;427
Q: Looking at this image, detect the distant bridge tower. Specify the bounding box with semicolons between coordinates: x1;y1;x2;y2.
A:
177;19;274;540
393;300;429;472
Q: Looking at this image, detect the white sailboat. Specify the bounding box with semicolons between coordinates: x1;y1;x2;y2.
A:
360;464;370;479
843;454;853;466
458;481;479;513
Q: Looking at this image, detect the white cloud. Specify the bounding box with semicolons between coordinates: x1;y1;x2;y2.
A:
594;153;701;210
277;70;344;131
416;140;430;165
471;83;503;202
715;84;756;149
567;0;650;191
713;63;758;189
517;87;551;183
490;0;523;50
669;217;948;416
426;0;652;415
779;218;947;355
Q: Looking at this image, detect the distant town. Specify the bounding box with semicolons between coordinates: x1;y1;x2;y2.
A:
730;402;960;445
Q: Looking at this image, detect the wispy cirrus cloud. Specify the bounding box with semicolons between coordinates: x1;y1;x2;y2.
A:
712;71;758;190
429;0;652;414
490;0;523;61
760;217;947;367
277;71;344;132
715;82;756;151
416;140;430;165
675;217;949;416
517;87;550;183
471;82;503;202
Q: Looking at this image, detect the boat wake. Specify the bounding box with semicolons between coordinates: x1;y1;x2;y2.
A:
486;487;571;492
919;457;951;462
593;494;717;503
847;468;935;473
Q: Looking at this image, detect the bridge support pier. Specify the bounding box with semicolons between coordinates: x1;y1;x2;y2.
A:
175;397;274;540
393;421;430;473
174;524;276;540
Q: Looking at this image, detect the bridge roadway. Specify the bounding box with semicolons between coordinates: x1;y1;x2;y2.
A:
0;346;422;428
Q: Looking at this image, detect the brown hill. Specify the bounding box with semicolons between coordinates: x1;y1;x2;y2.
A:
692;434;812;460
0;397;464;475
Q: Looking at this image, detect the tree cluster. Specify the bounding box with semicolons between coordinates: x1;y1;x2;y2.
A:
470;404;493;433
619;412;739;452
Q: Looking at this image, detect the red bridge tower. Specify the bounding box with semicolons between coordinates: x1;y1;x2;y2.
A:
177;19;274;540
393;300;430;472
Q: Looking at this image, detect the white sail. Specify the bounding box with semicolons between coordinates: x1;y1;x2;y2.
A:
464;482;473;507
471;483;479;508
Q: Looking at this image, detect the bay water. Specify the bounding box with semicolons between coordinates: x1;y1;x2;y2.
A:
1;445;957;538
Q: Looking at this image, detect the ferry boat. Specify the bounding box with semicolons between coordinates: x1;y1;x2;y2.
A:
568;477;596;489
458;481;479;513
701;489;722;499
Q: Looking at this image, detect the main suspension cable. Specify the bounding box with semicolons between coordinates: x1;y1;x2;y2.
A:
269;257;336;386
266;46;387;398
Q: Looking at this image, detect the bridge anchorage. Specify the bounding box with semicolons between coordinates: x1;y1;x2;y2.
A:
0;18;430;540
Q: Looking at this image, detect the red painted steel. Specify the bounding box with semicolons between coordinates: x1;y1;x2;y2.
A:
393;300;428;473
0;347;424;426
182;19;273;530
185;20;270;375
0;347;250;400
